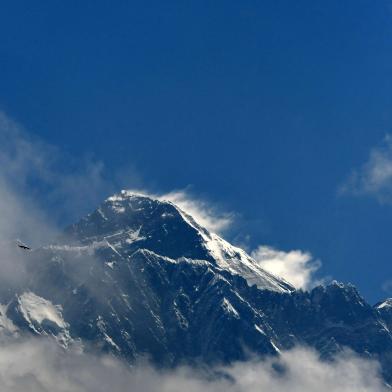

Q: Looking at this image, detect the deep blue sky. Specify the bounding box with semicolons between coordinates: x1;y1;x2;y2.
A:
1;0;392;303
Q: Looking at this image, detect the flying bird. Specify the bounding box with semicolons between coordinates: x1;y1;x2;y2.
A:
16;240;31;251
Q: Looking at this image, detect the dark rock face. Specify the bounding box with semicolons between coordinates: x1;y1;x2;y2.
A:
2;192;392;382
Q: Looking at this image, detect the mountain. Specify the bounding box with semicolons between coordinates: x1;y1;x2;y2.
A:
1;191;392;382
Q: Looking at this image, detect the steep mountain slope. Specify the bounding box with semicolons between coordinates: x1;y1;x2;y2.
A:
1;191;392;382
65;191;294;293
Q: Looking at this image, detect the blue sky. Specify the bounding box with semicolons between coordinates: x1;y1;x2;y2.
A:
1;0;392;303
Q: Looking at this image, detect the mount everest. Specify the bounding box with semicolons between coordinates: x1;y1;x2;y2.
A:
1;191;391;383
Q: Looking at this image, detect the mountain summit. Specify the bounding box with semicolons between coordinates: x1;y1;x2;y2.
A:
1;191;392;381
66;191;294;292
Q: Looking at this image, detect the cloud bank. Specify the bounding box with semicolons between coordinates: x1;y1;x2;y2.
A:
251;246;322;290
340;134;392;203
0;339;386;392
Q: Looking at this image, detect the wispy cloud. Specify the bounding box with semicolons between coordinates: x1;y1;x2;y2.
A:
158;190;235;234
0;339;385;392
0;112;133;227
250;246;323;290
340;134;392;203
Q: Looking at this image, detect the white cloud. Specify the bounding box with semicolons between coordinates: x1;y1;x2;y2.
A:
158;190;234;234
251;246;322;290
0;339;386;392
340;134;392;203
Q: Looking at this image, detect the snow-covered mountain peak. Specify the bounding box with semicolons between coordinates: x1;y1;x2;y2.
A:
63;191;294;293
107;190;210;235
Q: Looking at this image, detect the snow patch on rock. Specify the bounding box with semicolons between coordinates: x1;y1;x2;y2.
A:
18;292;67;330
